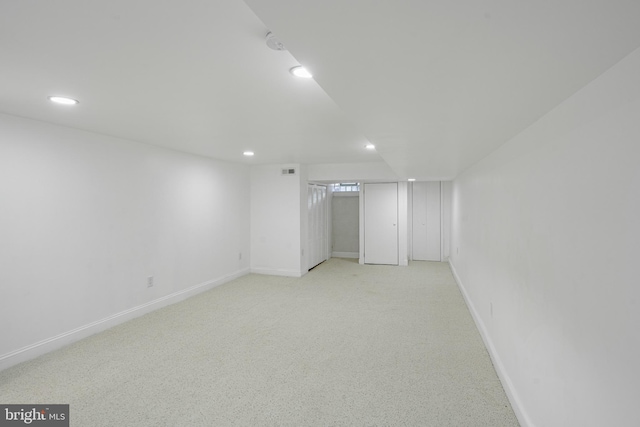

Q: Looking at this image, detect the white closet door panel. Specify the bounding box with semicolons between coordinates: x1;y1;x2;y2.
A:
412;181;441;261
364;183;398;265
425;182;441;261
308;184;328;270
412;182;428;260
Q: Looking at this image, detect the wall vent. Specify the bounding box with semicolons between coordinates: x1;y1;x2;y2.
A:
281;168;296;175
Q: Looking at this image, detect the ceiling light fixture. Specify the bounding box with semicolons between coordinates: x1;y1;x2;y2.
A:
365;144;375;150
408;178;416;182
290;66;312;79
48;96;79;105
243;151;254;156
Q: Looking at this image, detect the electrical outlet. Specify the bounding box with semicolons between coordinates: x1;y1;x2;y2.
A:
239;252;242;260
147;276;154;288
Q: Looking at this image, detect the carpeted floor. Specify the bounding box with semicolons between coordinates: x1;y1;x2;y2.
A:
0;258;519;426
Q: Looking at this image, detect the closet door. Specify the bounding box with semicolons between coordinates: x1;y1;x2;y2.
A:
412;181;441;261
308;184;328;270
364;183;398;265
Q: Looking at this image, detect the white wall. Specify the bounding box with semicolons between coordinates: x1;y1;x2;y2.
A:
308;162;399;182
299;165;309;274
250;164;305;277
0;114;250;370
450;48;640;427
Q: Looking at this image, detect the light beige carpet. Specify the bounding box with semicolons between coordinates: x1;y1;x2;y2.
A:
0;258;519;426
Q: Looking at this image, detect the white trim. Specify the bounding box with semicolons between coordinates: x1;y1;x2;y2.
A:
250;268;303;277
448;261;533;427
331;251;359;259
0;268;250;372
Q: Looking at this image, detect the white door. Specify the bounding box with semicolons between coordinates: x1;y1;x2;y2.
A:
308;184;328;270
412;181;441;261
364;182;398;265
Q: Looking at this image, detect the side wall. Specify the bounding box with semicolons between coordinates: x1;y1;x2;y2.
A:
450;48;640;427
0;114;251;370
250;164;305;277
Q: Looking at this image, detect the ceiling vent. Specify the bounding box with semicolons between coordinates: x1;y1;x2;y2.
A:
266;32;286;51
281;167;296;175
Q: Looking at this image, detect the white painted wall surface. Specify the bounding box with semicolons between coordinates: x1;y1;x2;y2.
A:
250;164;304;277
450;48;640;427
0;114;250;369
307;162;399;182
298;165;310;274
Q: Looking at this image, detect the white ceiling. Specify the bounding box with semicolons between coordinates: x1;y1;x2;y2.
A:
0;0;377;166
2;1;640;179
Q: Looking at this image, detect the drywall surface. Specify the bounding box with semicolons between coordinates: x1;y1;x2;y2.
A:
450;47;640;427
299;165;310;273
331;194;359;255
308;162;399;182
0;114;250;368
250;164;303;276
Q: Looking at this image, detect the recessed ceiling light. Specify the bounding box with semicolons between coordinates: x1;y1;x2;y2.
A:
290;66;312;78
48;96;79;105
243;151;254;156
365;144;375;150
408;178;416;182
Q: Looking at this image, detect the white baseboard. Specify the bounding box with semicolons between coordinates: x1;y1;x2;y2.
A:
250;268;303;277
331;251;359;259
0;268;250;373
448;261;533;427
